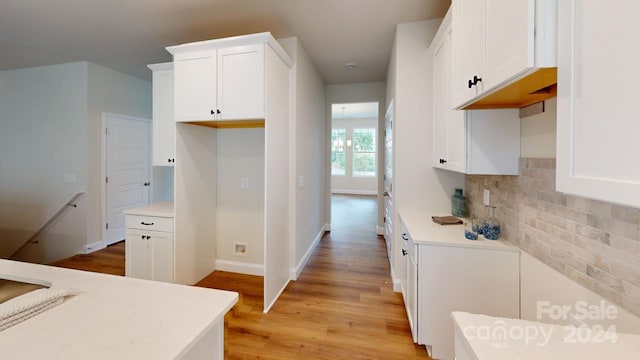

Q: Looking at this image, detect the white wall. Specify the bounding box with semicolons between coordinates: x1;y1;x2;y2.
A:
386;20;466;284
326;82;387;230
521;97;557;158
87;62;152;248
278;37;327;277
331;117;378;194
0;61;153;263
0;62;88;261
216;128;265;266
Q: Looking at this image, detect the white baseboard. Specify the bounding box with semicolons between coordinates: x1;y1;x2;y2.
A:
331;189;377;196
376;226;384;235
215;260;264;276
83;241;105;254
324;223;331;232
290;224;328;280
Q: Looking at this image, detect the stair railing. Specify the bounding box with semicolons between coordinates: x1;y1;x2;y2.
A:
9;191;85;259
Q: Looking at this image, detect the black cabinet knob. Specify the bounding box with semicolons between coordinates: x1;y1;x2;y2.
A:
468;75;483;88
402;249;408;256
210;109;215;115
216;109;221;114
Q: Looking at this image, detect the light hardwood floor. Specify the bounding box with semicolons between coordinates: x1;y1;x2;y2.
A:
52;195;431;359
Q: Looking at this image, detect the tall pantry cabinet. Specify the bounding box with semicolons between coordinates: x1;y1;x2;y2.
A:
167;33;293;312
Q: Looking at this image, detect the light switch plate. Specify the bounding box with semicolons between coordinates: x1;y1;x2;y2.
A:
298;176;304;189
241;177;249;189
483;189;491;206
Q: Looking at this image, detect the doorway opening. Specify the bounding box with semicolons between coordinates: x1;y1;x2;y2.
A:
330;102;379;233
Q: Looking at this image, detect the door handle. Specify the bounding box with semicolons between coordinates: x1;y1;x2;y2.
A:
383;192;389;197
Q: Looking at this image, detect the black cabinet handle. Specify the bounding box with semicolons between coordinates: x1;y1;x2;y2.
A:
210;109;215;115
143;182;150;186
402;249;408;256
168;158;175;163
142;235;151;240
140;222;154;226
216;109;221;114
439;159;447;164
468;75;483;88
402;234;408;241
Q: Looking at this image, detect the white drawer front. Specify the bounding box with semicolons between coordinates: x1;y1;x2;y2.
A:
126;215;173;232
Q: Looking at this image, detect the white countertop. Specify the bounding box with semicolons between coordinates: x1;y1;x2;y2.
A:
399;210;518;252
123;201;174;217
0;260;237;359
452;312;640;359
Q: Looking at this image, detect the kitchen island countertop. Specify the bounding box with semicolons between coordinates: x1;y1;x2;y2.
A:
0;259;237;359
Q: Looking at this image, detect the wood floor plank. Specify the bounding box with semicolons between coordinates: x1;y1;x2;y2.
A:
52;195;431;359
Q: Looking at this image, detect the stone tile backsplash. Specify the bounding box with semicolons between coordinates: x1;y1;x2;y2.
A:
466;158;640;316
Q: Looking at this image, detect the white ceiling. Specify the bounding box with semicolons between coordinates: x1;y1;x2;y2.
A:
0;0;449;84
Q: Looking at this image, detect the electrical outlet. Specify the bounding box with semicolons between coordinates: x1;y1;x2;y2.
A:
241;177;249;189
483;189;491;206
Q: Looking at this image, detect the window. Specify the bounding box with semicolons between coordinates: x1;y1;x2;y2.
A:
352;128;376;177
331;128;346;176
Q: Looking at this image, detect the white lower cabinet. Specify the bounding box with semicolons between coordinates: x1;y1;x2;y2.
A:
125;210;174;283
399;211;520;360
400;228;418;343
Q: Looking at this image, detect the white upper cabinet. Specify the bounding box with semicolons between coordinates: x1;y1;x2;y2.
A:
452;0;557;109
451;0;486;106
173;52;217;122
432;10;466;173
148;62;175;166
217;45;265;120
432;9;520;175
557;1;640;209
168;33;289;124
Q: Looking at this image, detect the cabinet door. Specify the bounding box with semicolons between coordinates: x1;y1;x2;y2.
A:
432;27;449;168
174;52;217;122
557;1;640;209
406;245;418;343
432;18;467;173
152;68;175;166
452;0;486;108
484;0;534;91
126;229;151;279
149;231;174;283
217;45;265;120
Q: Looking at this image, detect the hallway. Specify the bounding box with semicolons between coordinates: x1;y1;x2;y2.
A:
52;195;429;359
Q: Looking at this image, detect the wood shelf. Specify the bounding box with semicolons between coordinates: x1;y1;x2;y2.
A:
185;119;265;129
464;67;557;110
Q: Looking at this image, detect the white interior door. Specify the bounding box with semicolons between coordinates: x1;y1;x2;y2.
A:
105;113;150;245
